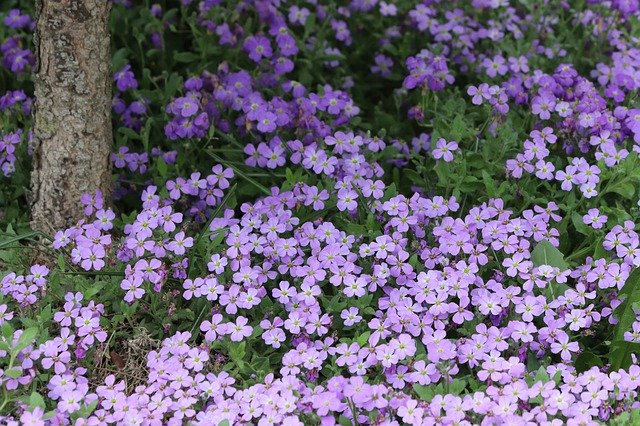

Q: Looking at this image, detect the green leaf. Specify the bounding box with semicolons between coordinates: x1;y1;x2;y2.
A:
609;341;640;371
533;366;550;383
5;368;22;378
593;237;609;260
2;322;14;340
29;391;46;409
76;399;99;418
356;331;371;346
404;169;424;186
608;180;636;199
111;48;129;71
531;240;568;269
164;73;183;98
413;383;435;401
380;183;397;202
229;341;246;362
449;378;467;395
157;157;168;177
574;351;603;372
480;171;497;198
15;327;38;353
344;222;366;237
609;268;640;369
251;356;270;375
322;295;347;313
173;51;200;63
117;127;141;140
338;416;352;426
571;212;590;236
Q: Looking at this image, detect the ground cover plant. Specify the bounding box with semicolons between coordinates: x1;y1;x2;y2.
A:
2;0;640;424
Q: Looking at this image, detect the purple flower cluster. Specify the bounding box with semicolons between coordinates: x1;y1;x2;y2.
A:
164;69;359;142
25;118;640;423
4;1;640;424
0;130;22;177
1;264;48;306
403;51;454;92
0;35;33;74
0;8;33;76
0;89;31;115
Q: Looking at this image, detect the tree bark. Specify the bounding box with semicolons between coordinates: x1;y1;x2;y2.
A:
30;0;113;235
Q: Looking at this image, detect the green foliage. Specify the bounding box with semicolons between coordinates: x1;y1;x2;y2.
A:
609;268;640;370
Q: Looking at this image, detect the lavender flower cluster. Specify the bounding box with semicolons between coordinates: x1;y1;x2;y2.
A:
3;0;640;425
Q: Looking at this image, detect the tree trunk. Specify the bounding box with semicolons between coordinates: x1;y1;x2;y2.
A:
30;0;113;235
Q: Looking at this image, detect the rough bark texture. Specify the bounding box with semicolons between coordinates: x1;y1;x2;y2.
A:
30;0;112;235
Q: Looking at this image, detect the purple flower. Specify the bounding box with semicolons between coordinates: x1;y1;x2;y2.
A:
583;208;607;229
229;316;252;342
337;188;358;211
114;65;138;92
432;138;458;162
243;35;272;63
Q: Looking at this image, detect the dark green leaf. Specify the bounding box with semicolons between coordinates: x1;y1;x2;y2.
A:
574;351;603;372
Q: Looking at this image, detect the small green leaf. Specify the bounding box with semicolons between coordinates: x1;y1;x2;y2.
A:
5;368;22;378
449;378;467;395
593;237;609;260
1;323;13;340
531;240;568;270
15;327;38;353
413;384;435;401
481;171;497;198
29;391;46;409
173;52;200;63
229;341;246;362
77;399;99;418
157;157;168;177
533;366;550;383
117;127;141;140
571;212;590;236
356;331;371;346
338;415;352;426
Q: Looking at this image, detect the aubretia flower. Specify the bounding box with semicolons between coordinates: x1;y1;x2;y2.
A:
243;35;272;63
229;316;252;342
550;334;580;361
167;231;194;255
121;276;145;303
583;208;608;229
432;138;458;162
340;307;362;326
337;188;358;211
256;110;277;133
624;322;640;342
535;160;555;180
200;313;223;342
114;64;138;92
0;304;13;325
467;83;493;105
4;9;32;29
531;94;556;120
